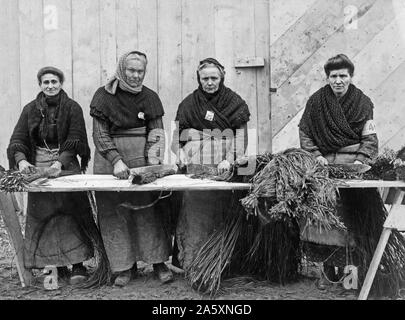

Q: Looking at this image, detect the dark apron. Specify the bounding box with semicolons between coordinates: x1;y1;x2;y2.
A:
93;127;170;272
24;147;94;268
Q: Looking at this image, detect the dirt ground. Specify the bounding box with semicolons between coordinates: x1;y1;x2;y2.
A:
0;215;400;301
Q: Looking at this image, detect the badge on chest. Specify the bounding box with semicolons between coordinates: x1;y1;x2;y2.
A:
205;110;215;121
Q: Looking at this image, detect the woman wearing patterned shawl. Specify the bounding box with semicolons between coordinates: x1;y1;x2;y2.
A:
299;54;378;165
298;54;379;289
171;58;250;270
7;66;94;285
90;51;172;287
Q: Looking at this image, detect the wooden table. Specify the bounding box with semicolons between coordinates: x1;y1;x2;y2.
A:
1;175;404;299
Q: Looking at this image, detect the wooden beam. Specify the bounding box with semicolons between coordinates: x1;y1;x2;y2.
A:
0;192;33;287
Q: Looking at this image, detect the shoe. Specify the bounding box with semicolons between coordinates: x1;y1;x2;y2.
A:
131;262;138;278
70;264;88;285
57;266;70;281
114;269;132;287
153;263;173;284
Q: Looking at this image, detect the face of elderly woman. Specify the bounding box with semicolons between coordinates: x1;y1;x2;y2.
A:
125;59;146;88
327;68;352;98
40;73;62;97
199;66;222;94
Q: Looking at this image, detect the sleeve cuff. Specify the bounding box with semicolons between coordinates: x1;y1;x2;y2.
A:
14;152;27;165
106;151;122;166
58;151;75;169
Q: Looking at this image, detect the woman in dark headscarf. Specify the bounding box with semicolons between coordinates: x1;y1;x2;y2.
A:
171;58;250;270
7;66;94;285
90;51;173;287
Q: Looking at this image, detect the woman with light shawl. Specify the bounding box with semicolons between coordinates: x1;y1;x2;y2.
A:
171;58;250;270
90;51;173;287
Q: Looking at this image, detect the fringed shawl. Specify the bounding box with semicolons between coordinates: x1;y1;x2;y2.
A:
7;90;91;171
89;86;164;128
299;84;374;155
175;85;250;131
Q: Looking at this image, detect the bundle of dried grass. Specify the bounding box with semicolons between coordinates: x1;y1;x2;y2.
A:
187;148;343;296
240;148;343;232
341;188;405;297
363;148;397;180
185;190;246;297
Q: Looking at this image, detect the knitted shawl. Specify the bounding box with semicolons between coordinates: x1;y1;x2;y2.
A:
7;90;91;171
299;84;373;155
175;85;250;131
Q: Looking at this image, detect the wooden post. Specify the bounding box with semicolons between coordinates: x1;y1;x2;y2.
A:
358;188;405;300
358;228;391;300
0;192;33;287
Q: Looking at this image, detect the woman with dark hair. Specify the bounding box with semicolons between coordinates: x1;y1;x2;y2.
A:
299;53;378;165
7;66;94;285
171;58;250;270
299;54;378;289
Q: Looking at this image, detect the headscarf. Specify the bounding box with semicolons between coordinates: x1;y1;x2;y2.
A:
105;51;148;95
196;58;226;100
176;58;250;131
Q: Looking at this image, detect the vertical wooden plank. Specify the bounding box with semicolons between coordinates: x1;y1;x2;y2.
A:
214;0;236;88
72;0;102;173
116;0;139;58
100;0;117;83
0;0;21;169
0;193;33;287
256;0;271;153
233;0;258;155
138;0;158;91
157;0;182;164
43;0;73;96
18;0;44;107
181;0;215;97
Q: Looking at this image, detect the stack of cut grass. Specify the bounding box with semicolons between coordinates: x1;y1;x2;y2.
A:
186;190;246;297
0;170;29;192
240;148;343;232
186;148;343;296
363;148;397;181
340;188;405;297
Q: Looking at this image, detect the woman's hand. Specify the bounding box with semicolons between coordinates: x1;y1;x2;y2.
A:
48;161;62;178
177;149;189;169
217;160;231;174
113;159;130;179
18;160;36;174
316;155;328;166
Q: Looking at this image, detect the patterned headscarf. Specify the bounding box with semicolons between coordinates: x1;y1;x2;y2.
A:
105;51;148;95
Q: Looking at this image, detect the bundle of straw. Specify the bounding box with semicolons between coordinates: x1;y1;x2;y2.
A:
240;148;344;232
185;190;246;297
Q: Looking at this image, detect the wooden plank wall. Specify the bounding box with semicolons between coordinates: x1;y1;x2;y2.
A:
0;0;271;171
271;0;405;154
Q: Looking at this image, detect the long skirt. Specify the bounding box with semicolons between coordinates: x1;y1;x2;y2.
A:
93;130;170;273
24;147;94;268
174;131;236;270
174;191;232;270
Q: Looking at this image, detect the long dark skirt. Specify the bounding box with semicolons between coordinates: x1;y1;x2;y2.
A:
24;192;94;268
24;148;94;269
174;190;233;270
93;132;171;273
